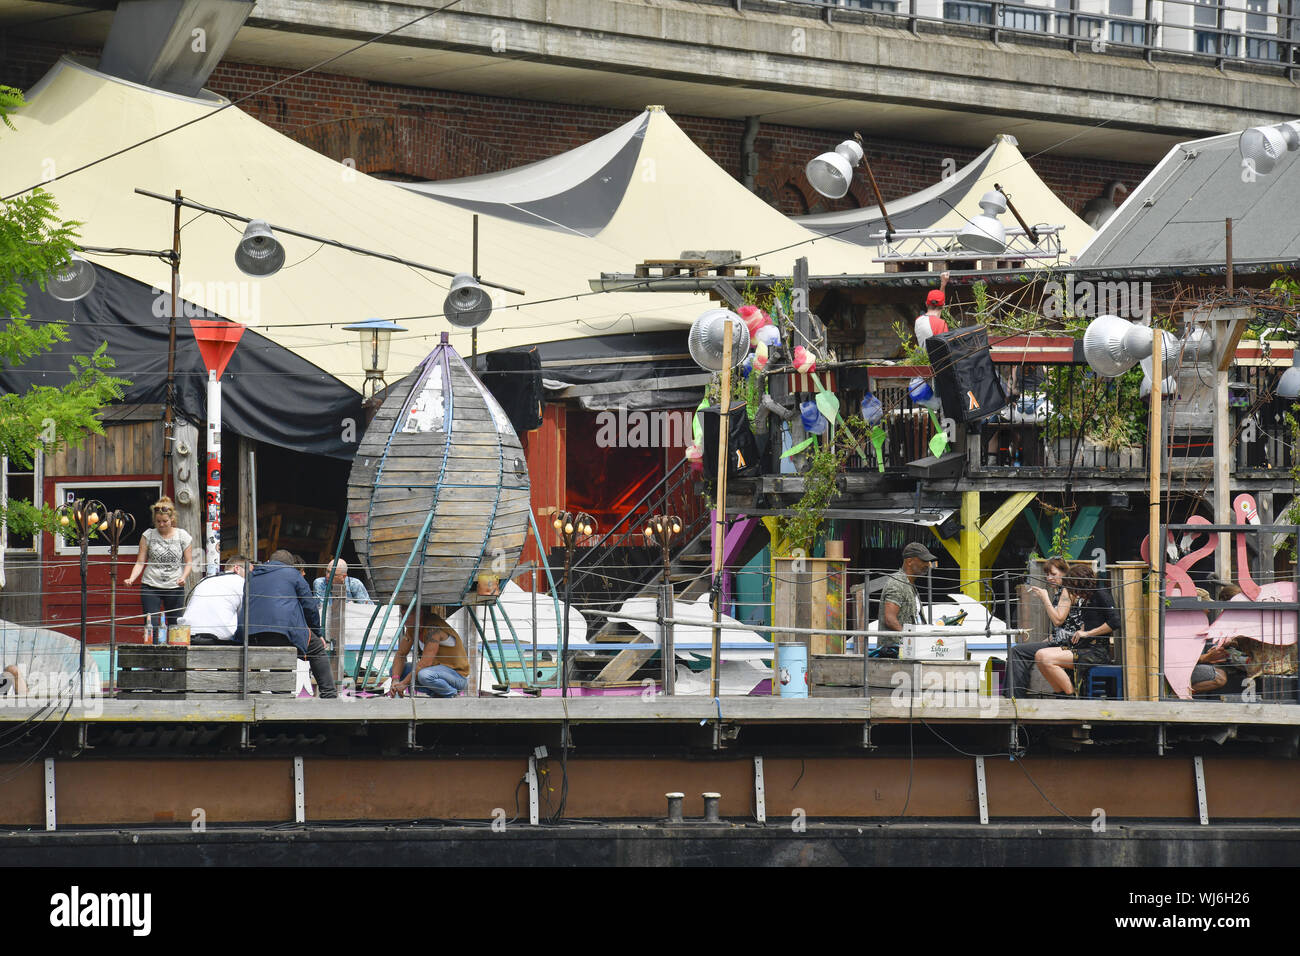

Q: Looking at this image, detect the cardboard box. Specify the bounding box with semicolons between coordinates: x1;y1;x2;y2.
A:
901;633;967;661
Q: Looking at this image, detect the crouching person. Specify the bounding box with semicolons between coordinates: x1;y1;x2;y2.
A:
389;608;470;698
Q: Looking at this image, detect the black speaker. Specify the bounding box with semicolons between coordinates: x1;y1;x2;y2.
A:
925;325;1007;423
701;401;761;478
482;347;543;433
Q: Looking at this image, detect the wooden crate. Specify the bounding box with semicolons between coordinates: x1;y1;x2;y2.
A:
811;654;982;700
116;645;297;700
773;557;848;659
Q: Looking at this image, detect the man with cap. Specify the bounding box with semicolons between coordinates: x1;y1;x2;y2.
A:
914;271;950;349
875;542;937;657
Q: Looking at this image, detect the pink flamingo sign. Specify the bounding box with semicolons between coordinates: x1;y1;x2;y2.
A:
1141;516;1216;700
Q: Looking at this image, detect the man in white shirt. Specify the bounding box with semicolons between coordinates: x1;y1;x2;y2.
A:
181;556;249;644
913;271;950;349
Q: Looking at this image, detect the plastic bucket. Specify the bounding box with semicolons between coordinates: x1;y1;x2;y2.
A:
776;642;809;699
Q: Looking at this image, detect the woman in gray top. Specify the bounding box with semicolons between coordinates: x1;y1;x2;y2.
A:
124;496;194;627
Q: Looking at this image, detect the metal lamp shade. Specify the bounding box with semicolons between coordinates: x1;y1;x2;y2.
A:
806;139;864;200
956;215;1007;254
1279;364;1300;399
1280;122;1300;153
1082;314;1154;377
688;308;750;371
1138;329;1181;396
443;273;492;329
234;220;285;277
47;253;97;301
1240;126;1287;175
957;190;1009;255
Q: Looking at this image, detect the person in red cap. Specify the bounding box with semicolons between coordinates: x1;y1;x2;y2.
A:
914;270;950;349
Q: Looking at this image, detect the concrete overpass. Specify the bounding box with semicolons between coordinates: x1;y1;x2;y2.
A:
0;0;1297;163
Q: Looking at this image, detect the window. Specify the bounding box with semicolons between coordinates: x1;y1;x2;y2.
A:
1196;30;1239;54
945;0;994;23
1109;0;1133;16
1193;0;1218;26
1246;34;1280;57
1110;19;1148;43
52;480;161;556
1246;0;1270;32
2;452;41;553
843;0;900;10
1003;7;1050;30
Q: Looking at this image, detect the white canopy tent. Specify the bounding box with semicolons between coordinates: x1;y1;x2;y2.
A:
3;58;723;388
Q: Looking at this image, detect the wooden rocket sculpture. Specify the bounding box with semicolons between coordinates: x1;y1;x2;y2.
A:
347;332;531;607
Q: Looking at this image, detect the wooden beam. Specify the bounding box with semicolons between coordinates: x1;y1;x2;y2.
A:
960;491;981;599
978;492;1037;549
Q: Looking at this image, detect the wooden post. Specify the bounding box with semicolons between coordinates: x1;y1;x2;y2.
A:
1214;322;1232;581
327;578;346;684
1113;561;1148;701
960;490;981;600
1147;332;1163;702
709;321;735;701
238;437;257;560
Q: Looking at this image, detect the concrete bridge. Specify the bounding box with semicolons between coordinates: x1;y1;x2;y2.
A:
4;0;1298;162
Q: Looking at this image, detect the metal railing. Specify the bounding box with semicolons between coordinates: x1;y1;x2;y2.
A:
760;0;1300;74
568;456;709;601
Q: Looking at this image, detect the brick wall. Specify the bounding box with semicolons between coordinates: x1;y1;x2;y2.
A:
1;35;1152;220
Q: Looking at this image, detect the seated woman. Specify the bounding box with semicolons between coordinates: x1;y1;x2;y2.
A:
1008;557;1071;696
1032;562;1119;696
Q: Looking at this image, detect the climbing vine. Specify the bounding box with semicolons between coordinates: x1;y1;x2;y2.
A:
777;416;869;550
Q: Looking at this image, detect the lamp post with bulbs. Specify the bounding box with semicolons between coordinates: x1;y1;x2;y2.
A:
553;511;596;698
101;509;136;691
643;514;682;696
62;498;105;698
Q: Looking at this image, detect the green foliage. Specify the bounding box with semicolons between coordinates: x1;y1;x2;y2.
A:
891;319;930;366
1042;363;1145;450
1050;513;1072;559
777;416;869;550
0;87;130;538
1281;405;1300;562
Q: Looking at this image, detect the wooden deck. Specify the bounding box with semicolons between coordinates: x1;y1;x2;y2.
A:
5;695;1297;727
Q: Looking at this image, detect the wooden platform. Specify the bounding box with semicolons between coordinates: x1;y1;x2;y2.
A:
8;694;1298;728
634;258;760;279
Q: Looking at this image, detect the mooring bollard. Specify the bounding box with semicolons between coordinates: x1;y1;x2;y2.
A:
702;791;721;823
665;792;685;823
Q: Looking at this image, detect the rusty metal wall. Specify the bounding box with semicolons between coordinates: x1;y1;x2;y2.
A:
4;756;1298;827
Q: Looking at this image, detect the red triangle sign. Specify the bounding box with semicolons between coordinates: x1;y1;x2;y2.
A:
189;319;245;380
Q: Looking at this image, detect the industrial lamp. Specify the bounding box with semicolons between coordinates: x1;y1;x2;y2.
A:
688;308;750;371
1082;314;1155;377
957;190;1009;255
806;139;864;200
1278;354;1300;399
343;317;407;399
1239;122;1300;175
443;273;492;329
47;253;98;302
234;219;286;277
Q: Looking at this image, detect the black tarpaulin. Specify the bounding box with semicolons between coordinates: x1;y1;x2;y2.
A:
4;267;363;460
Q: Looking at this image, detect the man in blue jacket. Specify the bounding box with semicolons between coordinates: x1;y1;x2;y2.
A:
237;549;337;698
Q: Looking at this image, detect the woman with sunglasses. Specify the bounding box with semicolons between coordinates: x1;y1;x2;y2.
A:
124;496;194;628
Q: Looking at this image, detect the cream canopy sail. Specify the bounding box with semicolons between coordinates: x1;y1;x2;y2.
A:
3;59;863;392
